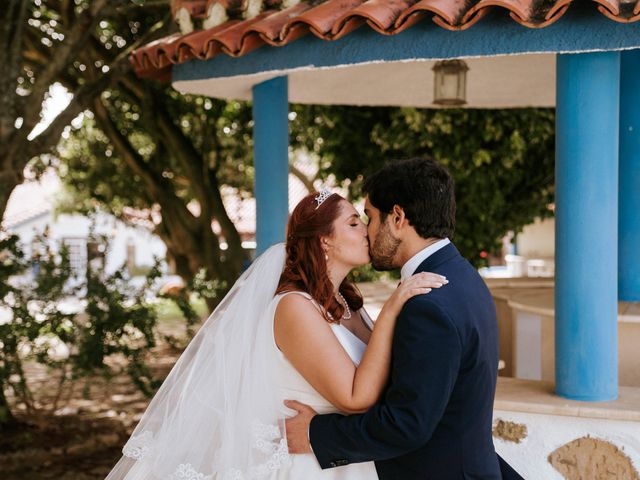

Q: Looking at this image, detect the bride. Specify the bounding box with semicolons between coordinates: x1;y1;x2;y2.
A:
105;190;446;480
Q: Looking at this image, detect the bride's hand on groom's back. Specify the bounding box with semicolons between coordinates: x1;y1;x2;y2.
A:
382;272;448;318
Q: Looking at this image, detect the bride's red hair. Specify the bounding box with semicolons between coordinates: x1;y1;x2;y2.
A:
275;192;364;323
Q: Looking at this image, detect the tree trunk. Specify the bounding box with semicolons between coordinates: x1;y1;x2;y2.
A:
156;218;242;311
207;169;246;276
139;91;245;285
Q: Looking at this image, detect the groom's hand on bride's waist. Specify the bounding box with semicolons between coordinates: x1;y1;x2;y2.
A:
284;400;317;454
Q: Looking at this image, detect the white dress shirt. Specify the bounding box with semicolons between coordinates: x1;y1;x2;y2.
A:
400;238;451;282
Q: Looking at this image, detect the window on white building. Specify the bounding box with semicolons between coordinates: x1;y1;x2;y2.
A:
62;237;87;276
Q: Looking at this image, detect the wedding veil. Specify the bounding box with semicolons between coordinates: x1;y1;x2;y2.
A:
106;243;290;480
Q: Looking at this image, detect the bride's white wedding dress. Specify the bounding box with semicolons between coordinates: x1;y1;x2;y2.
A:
106;244;378;480
269;292;378;479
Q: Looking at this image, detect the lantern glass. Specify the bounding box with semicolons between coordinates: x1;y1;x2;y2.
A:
433;60;469;106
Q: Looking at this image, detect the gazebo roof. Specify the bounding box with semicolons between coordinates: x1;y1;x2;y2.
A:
131;0;640;107
131;0;640;79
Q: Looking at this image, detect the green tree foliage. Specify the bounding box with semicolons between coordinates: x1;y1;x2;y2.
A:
0;229;165;426
0;0;171;222
292;106;556;266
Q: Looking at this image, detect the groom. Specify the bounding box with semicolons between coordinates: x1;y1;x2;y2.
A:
286;158;516;479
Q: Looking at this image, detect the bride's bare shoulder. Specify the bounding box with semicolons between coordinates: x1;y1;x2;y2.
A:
274;291;332;351
275;291;321;319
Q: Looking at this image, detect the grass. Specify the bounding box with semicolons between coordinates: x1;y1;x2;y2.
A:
153;297;209;326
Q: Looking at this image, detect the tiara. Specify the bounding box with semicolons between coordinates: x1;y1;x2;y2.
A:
314;189;332;209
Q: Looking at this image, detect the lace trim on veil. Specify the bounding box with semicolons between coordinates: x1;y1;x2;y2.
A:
122;420;290;479
169;463;213;480
122;430;153;460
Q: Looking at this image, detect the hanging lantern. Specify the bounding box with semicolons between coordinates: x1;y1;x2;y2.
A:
432;59;469;106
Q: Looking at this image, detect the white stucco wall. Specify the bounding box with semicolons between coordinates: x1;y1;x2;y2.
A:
7;211;166;276
494;409;640;479
516;217;555;259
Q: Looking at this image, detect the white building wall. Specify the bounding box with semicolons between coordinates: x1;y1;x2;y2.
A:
7;211;166;276
516;217;555;259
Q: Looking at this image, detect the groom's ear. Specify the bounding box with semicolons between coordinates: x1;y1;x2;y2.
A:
390;205;407;230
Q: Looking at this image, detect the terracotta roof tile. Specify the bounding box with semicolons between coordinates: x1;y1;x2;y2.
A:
293;0;367;38
245;3;313;45
131;0;640;78
337;0;419;34
464;1;539;28
595;0;640;22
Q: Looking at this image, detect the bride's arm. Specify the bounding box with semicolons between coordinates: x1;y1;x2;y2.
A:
274;272;447;414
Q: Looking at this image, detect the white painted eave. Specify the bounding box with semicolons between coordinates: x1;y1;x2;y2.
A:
173;54;556;108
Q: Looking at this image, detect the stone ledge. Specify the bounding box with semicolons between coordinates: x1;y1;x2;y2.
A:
484;277;555;289
490;287;640;323
495;377;640;422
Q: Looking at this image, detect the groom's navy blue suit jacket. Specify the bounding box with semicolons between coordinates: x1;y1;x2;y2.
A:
309;243;502;479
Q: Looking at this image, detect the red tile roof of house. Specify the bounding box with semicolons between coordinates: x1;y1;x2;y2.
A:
131;0;640;80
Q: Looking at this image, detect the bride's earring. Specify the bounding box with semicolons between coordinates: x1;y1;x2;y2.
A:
322;242;329;262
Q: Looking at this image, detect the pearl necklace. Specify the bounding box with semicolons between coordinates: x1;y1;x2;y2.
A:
336;292;352;320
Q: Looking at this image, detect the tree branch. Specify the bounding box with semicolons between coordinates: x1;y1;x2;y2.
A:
118;71;146;100
92;98;200;238
119;80;235;276
19;14;170;163
7;0;29;82
22;0;109;134
93;99;165;200
143;88;211;207
0;0;30;141
112;75;232;273
102;0;171;17
207;168;245;265
19;70;111;163
0;0;19;56
23;33;53;67
289;163;314;193
86;12;173;70
60;0;75;27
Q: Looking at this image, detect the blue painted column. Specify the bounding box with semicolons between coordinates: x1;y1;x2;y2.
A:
252;76;289;256
555;52;620;401
619;50;640;301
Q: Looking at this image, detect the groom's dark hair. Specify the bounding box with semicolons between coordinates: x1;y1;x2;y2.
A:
363;157;456;239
